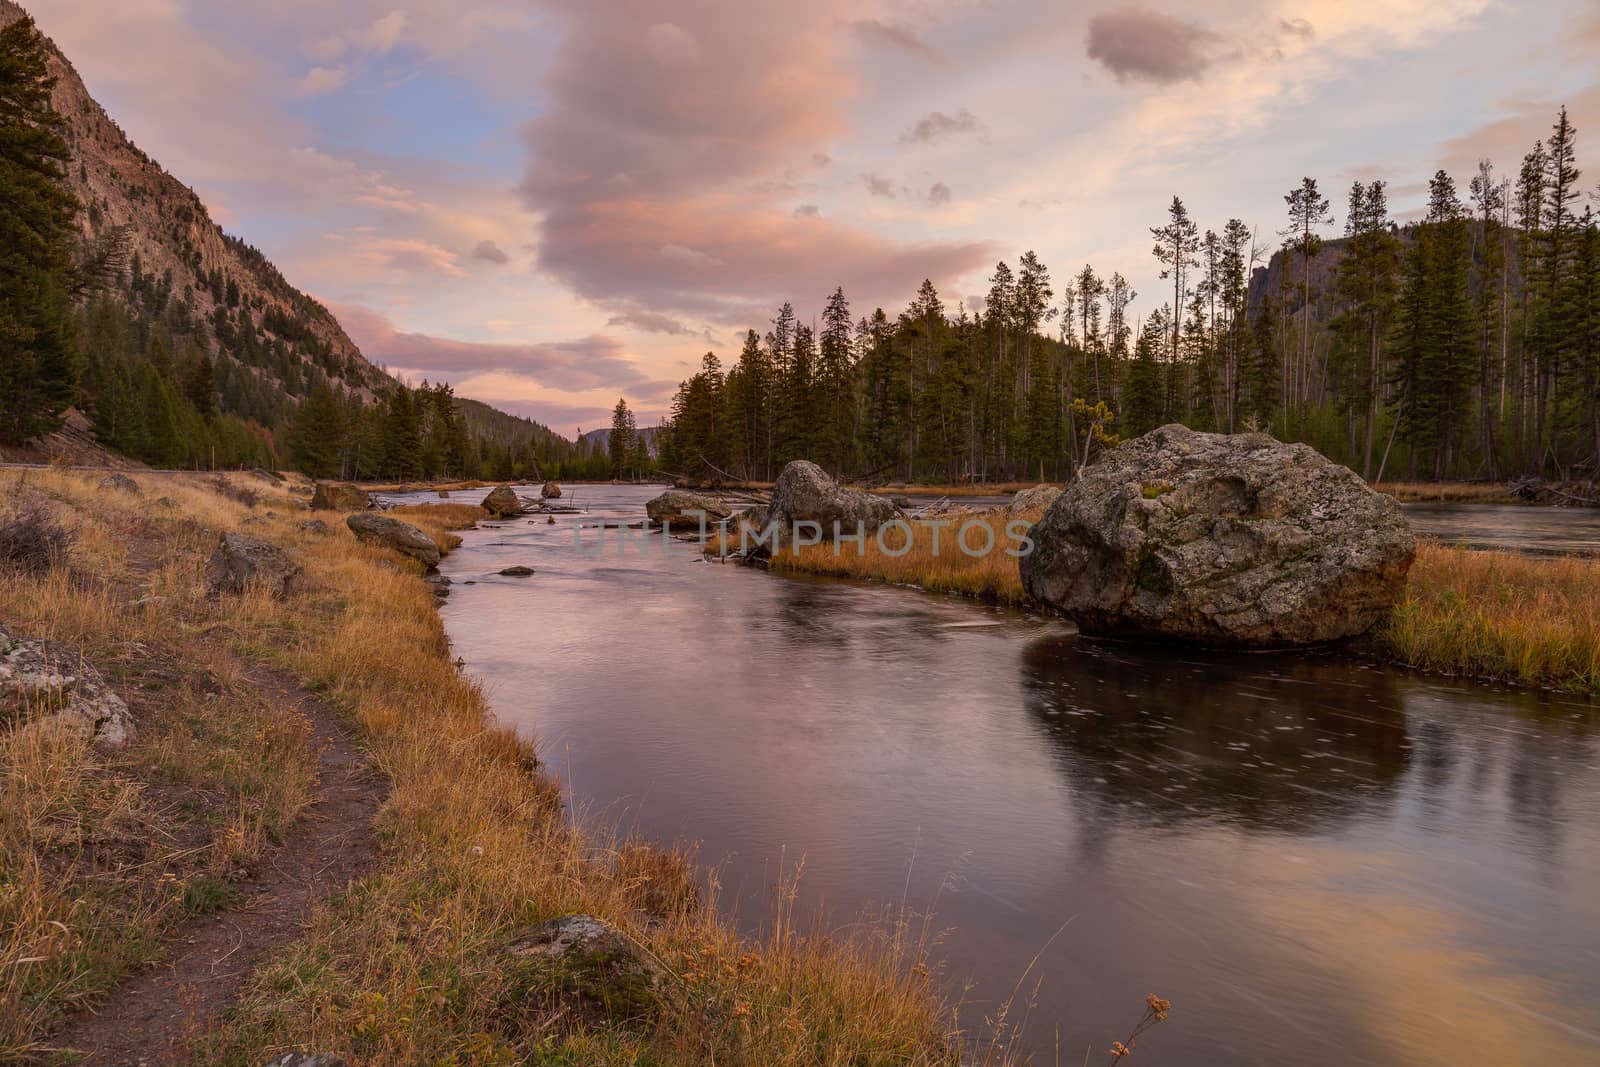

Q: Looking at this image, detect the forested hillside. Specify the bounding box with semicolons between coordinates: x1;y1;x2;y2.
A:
0;2;589;480
660;108;1600;486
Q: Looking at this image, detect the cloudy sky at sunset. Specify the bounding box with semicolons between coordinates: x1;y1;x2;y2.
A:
22;0;1600;433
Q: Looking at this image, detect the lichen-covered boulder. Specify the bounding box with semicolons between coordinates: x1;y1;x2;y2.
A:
207;532;302;599
298;519;332;535
1020;424;1415;647
1;623;134;747
761;461;898;551
262;1055;348;1067
540;481;563;500
482;485;523;518
1003;484;1063;517
496;915;666;1027
645;490;734;530
310;483;370;511
346;513;441;567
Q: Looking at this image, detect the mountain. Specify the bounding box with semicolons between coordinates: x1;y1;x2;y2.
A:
0;1;586;472
0;1;384;401
578;425;663;456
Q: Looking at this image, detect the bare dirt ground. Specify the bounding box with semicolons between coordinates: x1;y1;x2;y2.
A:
47;664;382;1066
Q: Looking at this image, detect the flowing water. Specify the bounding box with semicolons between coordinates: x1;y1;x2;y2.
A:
387;485;1600;1065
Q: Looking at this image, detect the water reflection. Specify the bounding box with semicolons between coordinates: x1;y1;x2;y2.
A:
1020;638;1410;830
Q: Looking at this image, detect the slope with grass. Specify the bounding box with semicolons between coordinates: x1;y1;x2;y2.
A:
0;472;999;1065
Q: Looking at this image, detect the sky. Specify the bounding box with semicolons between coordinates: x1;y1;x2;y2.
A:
22;0;1600;435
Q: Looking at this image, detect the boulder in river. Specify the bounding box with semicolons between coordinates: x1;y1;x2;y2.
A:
310;482;371;511
207;532;302;599
645;489;734;530
346;513;441;567
1;622;134;747
482;484;523;518
1003;484;1063;517
540;481;563;500
499;565;535;577
760;461;898;552
1019;424;1415;647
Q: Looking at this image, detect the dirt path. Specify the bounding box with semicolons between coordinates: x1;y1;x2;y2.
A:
50;665;383;1066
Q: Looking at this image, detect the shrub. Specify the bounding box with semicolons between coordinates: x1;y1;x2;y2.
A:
0;504;70;575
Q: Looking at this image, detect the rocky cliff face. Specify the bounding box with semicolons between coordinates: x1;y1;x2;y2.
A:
0;0;386;403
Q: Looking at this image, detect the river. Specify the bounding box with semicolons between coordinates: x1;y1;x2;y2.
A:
385;485;1600;1065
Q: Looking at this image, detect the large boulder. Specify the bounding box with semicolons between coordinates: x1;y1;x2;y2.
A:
310;483;371;511
1;623;134;747
1003;484;1063;517
1020;424;1415;647
645;490;734;530
482;485;523;518
762;461;898;550
540;481;563;500
207;532;302;599
346;513;441;567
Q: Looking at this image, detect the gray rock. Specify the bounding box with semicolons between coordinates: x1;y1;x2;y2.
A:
98;474;140;495
310;483;371;511
298;519;332;535
1019;424;1416;647
498;565;535;577
645;490;734;530
540;481;563;500
262;1055;348;1067
207;532;302;599
346;513;441;567
760;461;898;553
499;915;665;1023
0;623;134;747
152;496;178;509
482;484;523;518
1003;484;1063;517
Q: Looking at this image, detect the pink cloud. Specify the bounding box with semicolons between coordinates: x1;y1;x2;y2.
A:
517;0;994;320
333;303;654;393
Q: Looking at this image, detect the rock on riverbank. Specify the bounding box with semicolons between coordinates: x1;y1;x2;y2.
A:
1020;424;1415;647
759;461;899;552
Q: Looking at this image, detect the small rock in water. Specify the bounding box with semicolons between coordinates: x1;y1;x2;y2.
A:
499;565;535;577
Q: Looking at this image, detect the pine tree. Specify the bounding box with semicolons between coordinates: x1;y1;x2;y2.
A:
0;14;80;445
1151;197;1200;377
1281;177;1333;415
287;381;346;477
609;397;637;479
816;286;856;476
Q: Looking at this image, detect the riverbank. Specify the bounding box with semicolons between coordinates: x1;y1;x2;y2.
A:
1;472;999;1064
765;514;1600;696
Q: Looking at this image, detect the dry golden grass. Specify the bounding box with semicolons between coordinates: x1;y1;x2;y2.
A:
1383;543;1600;693
0;471;319;1056
765;513;1036;607
1373;481;1521;504
1;471;1003;1064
